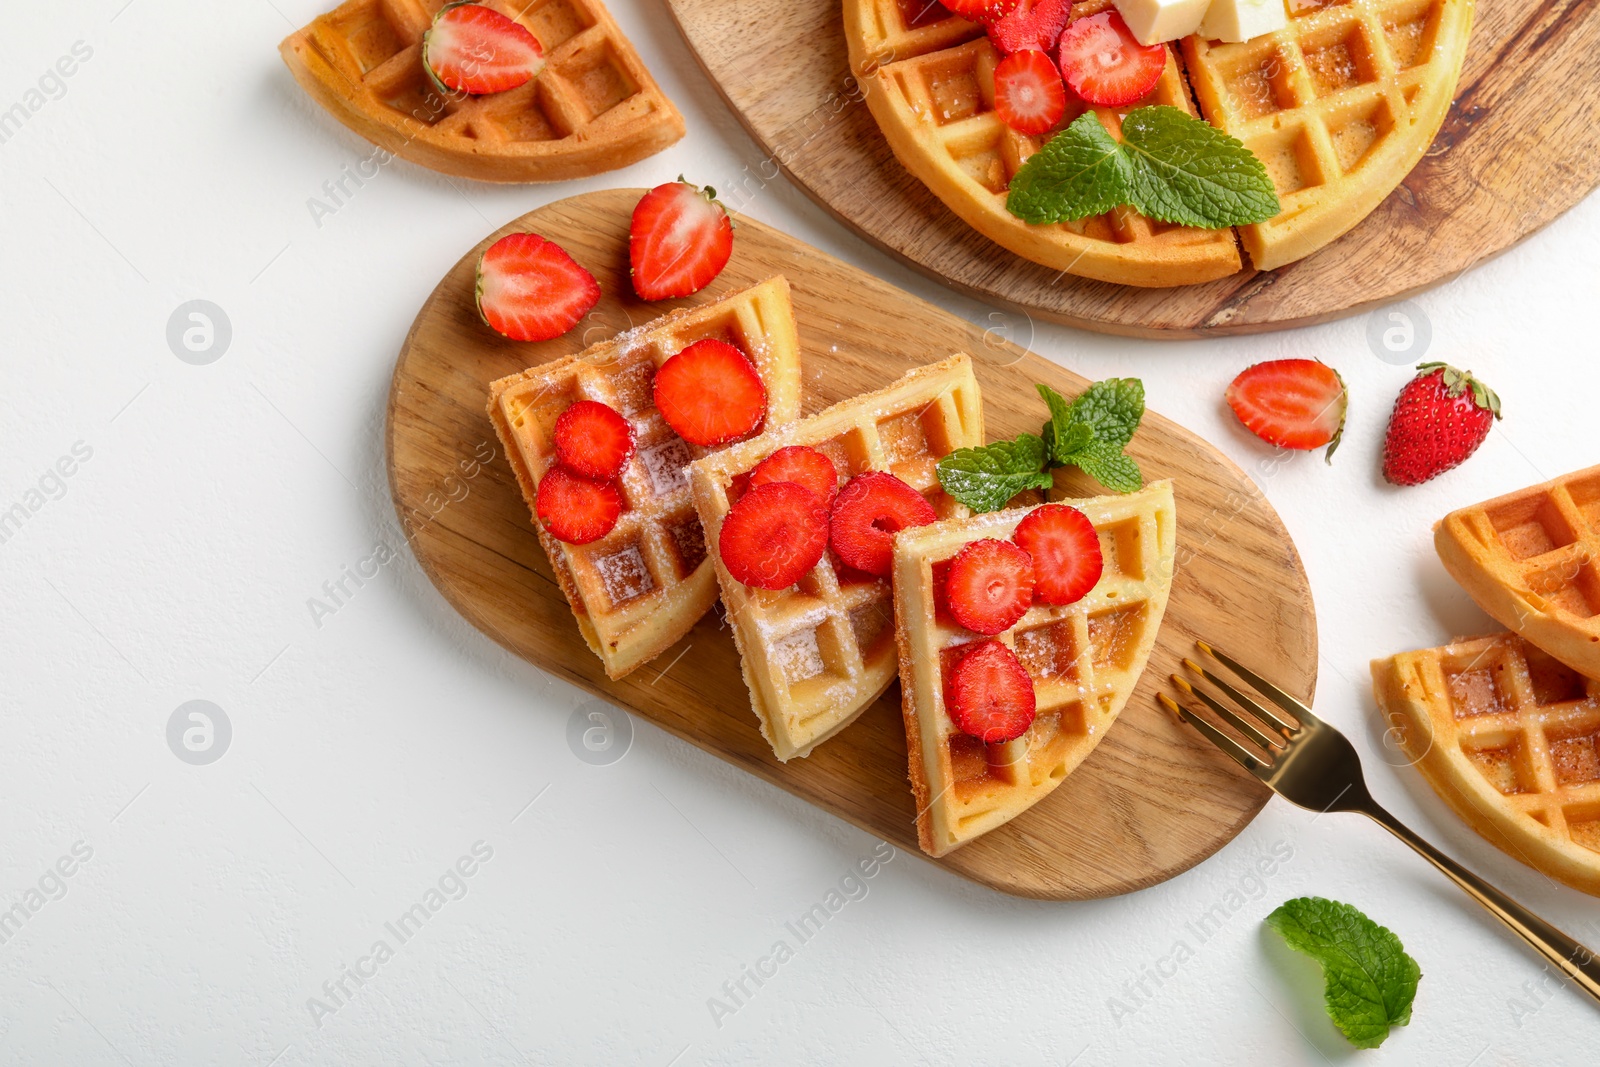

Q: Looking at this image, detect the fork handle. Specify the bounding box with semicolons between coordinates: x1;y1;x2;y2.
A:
1364;802;1600;1003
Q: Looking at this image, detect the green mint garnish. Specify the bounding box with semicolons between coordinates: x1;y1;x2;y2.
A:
1006;111;1131;225
937;378;1145;513
936;434;1056;514
1006;106;1279;229
1265;897;1421;1050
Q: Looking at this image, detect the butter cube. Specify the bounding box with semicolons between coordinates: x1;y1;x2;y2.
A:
1113;0;1213;45
1199;0;1288;42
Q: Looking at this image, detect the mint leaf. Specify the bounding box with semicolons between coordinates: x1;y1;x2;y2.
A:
1062;378;1144;451
1120;106;1279;228
1036;384;1091;465
1005;112;1133;224
1070;442;1143;494
937;434;1055;513
1265;897;1421;1050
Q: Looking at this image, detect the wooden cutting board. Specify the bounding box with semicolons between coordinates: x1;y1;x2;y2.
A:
386;188;1315;899
662;0;1600;337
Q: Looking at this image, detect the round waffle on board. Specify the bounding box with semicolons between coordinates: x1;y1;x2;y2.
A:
843;0;1473;285
281;0;684;181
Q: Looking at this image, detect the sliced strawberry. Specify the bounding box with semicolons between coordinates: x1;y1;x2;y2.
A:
424;3;546;96
944;539;1035;635
718;482;830;590
535;467;621;545
553;400;635;481
993;49;1068;135
1056;11;1166;107
940;0;1016;19
476;232;600;343
988;0;1072;54
828;472;939;578
629;180;734;301
947;640;1037;743
1225;359;1348;460
653;338;767;446
748;446;840;509
1012;504;1103;605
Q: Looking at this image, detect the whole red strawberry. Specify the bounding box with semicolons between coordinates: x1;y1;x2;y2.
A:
1382;363;1502;486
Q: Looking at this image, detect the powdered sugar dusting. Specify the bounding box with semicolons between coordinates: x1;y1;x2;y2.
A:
640;438;693;498
774;628;825;684
595;545;653;606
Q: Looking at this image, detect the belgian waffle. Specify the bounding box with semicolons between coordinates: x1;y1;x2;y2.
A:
843;0;1241;287
1373;632;1600;896
1434;466;1600;681
688;355;983;761
487;277;802;679
1182;0;1474;269
281;0;684;182
843;0;1472;280
893;483;1176;857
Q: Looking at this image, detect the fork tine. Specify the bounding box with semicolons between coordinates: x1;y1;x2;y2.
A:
1198;640;1322;727
1158;691;1268;778
1173;675;1283;753
1182;657;1297;737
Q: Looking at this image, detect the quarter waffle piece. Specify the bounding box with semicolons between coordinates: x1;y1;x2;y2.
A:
843;0;1240;287
281;0;684;182
487;277;802;680
1182;0;1474;270
1435;466;1600;680
688;355;983;761
1373;633;1600;896
893;483;1176;857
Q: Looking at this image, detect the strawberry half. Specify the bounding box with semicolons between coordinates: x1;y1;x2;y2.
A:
944;539;1035;635
718;482;830;590
993;50;1068;135
653;338;767;446
476;232;600;342
748;445;840;509
629;180;734;301
988;0;1073;54
1012;504;1103;605
1382;363;1502;486
553;400;635;482
1225;359;1348;461
535;467;622;545
947;640;1037;743
424;3;545;96
828;471;938;578
1056;10;1166;107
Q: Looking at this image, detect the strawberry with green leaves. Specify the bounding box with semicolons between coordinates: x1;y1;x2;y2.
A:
1382;363;1502;486
1225;359;1348;461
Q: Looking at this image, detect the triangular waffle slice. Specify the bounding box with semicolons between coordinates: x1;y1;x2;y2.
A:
1435;465;1600;680
1182;0;1474;270
281;0;684;182
843;0;1240;286
487;277;802;679
688;355;984;761
1373;633;1600;896
893;483;1176;857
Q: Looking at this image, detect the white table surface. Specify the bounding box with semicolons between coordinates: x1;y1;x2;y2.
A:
5;1;1599;1063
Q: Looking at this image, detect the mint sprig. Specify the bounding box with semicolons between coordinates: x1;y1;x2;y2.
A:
1265;897;1421;1050
937;378;1146;512
1006;106;1279;229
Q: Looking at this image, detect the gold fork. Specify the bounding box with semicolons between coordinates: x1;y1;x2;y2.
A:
1160;640;1600;1005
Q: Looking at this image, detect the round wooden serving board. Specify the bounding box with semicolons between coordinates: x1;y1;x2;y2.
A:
386;189;1316;898
663;0;1600;337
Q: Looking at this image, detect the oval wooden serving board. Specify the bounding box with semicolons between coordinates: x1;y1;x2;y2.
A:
663;0;1600;337
386;188;1316;898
